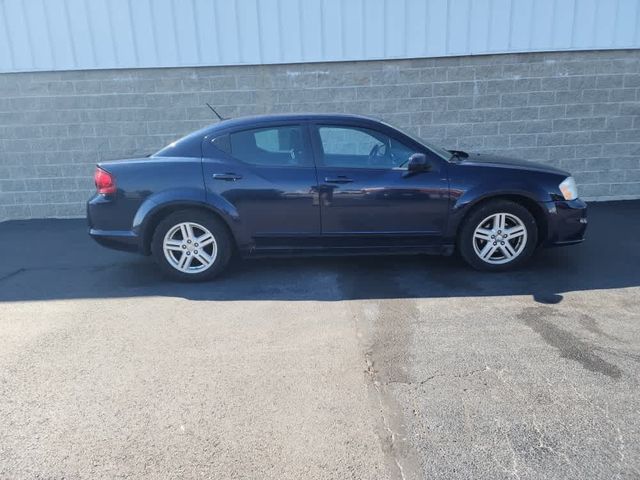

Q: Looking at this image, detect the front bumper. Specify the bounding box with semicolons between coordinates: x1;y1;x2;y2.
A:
542;198;588;246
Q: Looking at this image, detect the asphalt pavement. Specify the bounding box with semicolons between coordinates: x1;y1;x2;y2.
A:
1;200;639;479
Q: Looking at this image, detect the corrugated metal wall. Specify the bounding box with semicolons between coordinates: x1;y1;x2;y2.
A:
1;0;639;73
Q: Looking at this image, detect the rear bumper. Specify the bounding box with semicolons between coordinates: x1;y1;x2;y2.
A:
89;228;141;253
87;196;142;253
542;198;588;247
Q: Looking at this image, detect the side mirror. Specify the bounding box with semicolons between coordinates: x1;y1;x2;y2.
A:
405;153;431;175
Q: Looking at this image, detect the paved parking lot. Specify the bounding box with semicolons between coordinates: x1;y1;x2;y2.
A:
1;200;639;479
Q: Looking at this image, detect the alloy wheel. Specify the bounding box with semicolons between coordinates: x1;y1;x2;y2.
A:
472;212;528;265
162;222;218;273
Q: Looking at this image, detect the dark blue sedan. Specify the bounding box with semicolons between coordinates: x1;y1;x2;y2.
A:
88;113;587;281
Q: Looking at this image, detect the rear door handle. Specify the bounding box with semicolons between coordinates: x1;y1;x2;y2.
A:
212;173;243;181
324;176;353;184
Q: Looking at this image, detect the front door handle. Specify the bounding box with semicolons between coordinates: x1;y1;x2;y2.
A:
212;173;243;181
324;176;353;184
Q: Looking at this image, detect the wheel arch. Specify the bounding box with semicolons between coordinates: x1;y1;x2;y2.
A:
138;201;239;255
455;194;548;246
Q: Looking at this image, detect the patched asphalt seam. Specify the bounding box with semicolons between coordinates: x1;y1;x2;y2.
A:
341;264;422;480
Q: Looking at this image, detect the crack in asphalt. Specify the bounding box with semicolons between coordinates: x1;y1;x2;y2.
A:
386;367;491;386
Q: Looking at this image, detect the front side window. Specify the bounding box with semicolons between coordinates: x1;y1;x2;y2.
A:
317;125;415;169
228;125;308;167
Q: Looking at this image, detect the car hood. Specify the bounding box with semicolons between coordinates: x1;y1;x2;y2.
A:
458;152;570;176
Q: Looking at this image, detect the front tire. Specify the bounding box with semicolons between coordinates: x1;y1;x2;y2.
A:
458;200;538;271
151;210;232;281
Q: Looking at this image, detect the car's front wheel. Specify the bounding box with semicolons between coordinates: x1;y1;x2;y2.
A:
458;200;538;271
151;210;232;281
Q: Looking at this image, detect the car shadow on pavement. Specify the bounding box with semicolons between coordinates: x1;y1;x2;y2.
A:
0;201;638;304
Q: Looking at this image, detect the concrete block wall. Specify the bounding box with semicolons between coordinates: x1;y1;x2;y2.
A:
0;49;639;221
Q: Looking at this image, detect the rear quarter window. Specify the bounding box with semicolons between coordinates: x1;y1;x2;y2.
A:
154;128;209;158
210;134;231;154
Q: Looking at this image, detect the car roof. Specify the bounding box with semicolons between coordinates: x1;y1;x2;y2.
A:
208;113;383;132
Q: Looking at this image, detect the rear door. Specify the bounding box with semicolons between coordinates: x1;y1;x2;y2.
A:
310;122;450;246
201;122;320;247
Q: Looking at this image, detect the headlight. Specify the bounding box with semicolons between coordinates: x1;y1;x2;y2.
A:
559;176;578;201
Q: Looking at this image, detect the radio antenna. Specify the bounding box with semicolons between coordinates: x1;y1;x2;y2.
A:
206;103;226;121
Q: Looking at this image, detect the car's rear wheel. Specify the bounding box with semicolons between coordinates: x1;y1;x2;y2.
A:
151;210;232;281
458;200;538;271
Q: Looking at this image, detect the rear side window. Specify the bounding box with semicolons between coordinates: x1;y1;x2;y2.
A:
228;125;310;167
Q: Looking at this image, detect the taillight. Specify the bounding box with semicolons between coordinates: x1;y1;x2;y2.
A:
94;167;116;195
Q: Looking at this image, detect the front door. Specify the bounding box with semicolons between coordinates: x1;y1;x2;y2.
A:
202;122;320;248
310;123;449;246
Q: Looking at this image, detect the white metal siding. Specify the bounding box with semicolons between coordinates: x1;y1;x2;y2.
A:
1;0;639;73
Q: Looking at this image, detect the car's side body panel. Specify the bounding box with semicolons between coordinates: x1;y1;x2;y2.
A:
307;119;451;248
88;156;209;252
88;158;202;230
200;120;321;252
444;160;586;245
445;163;556;242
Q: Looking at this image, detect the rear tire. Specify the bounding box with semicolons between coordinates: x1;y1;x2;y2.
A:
458;200;538;271
151;209;232;281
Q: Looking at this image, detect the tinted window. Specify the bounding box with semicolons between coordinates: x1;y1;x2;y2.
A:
318;126;414;169
229;125;309;166
154;125;210;158
210;134;231;154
